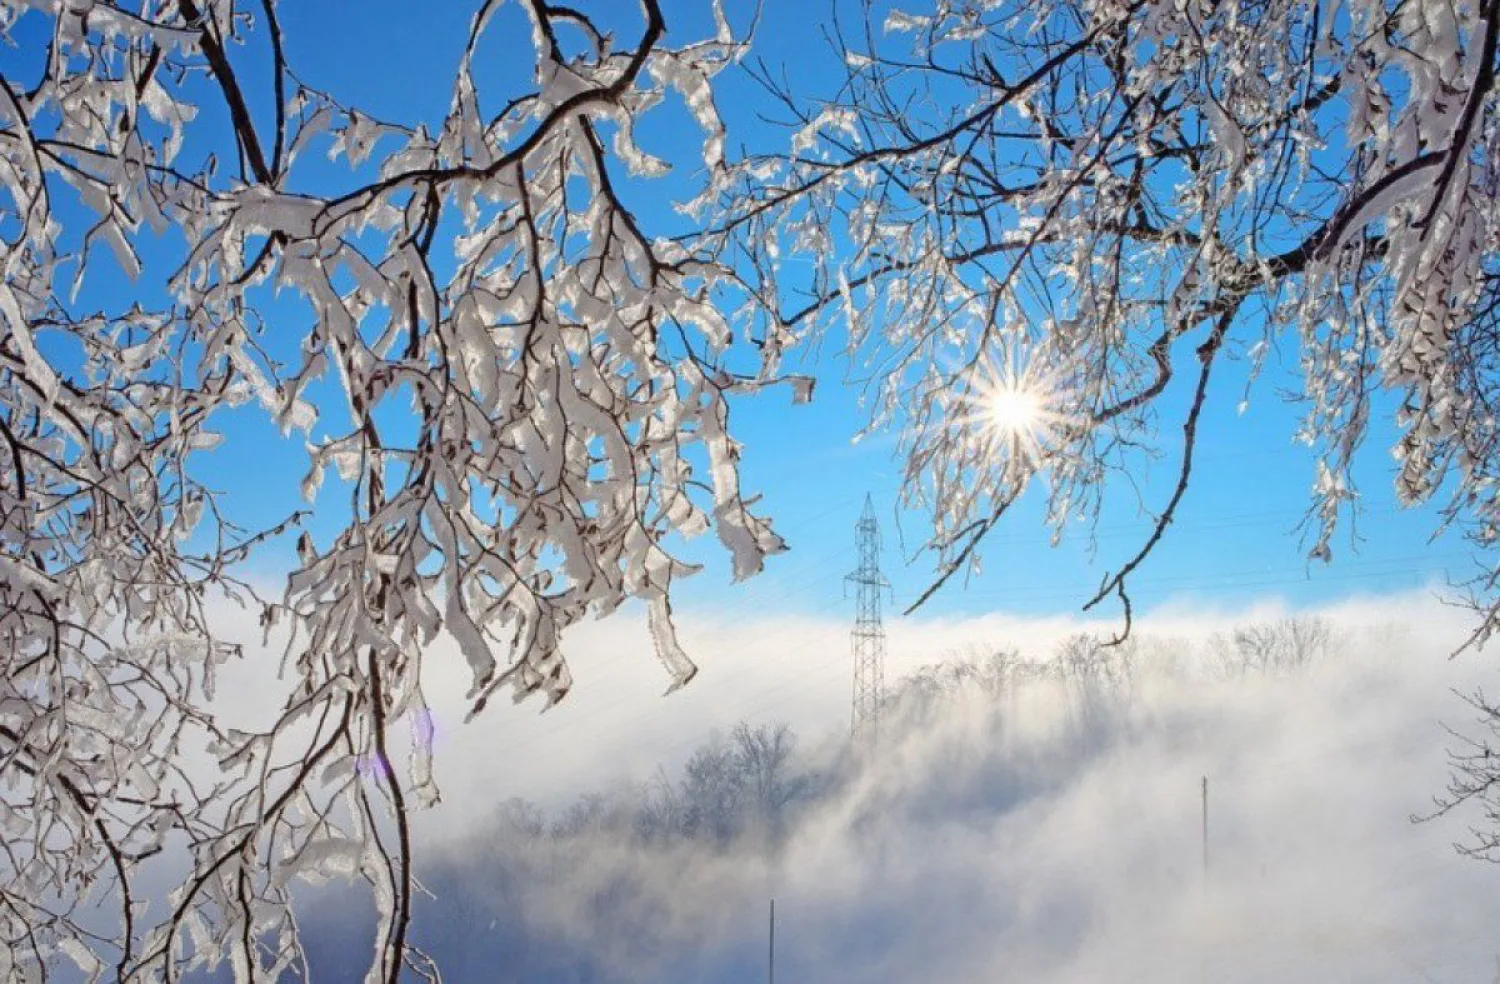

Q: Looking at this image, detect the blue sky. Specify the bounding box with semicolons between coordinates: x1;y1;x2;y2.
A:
262;0;1464;626
6;0;1470;634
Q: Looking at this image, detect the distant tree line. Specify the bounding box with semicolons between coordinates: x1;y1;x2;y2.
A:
512;721;821;852
480;615;1345;858
895;616;1339;706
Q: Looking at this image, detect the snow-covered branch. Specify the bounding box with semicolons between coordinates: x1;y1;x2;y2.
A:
0;0;777;977
705;0;1500;638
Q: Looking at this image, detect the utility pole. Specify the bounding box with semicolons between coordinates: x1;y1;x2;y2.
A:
846;495;889;742
1201;775;1209;877
768;898;775;984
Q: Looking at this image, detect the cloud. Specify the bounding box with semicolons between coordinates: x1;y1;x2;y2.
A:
315;587;1500;982
401;585;1464;825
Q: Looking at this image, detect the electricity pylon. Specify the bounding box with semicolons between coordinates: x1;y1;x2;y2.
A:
846;495;889;742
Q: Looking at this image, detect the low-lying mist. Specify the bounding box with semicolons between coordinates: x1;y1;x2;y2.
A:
309;615;1500;982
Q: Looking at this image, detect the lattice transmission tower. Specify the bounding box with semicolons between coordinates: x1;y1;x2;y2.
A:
846;495;889;741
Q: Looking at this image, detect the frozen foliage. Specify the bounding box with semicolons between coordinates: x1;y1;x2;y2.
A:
0;0;790;978
705;0;1500;638
5;0;1497;976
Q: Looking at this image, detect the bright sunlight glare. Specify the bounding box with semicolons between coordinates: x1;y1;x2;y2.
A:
955;348;1077;472
986;385;1042;439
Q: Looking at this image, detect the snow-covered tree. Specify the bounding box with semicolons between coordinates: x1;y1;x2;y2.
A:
7;0;1500;975
1210;615;1334;676
702;0;1500;640
0;0;794;978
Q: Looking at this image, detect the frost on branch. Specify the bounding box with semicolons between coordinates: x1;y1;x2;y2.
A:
0;0;780;978
704;0;1500;636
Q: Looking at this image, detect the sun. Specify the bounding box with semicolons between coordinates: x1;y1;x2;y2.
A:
985;384;1043;440
957;347;1073;470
